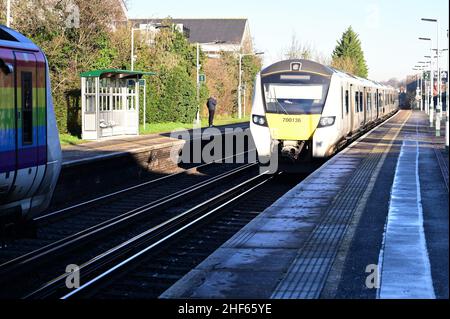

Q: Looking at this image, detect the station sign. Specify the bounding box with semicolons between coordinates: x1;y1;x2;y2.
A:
422;71;448;83
199;74;206;82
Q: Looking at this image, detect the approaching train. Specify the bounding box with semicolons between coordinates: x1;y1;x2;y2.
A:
0;25;61;223
250;59;398;171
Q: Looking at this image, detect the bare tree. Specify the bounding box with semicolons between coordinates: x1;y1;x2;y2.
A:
282;33;313;60
280;32;329;65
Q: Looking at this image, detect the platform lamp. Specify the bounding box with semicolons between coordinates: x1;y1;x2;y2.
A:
415;65;425;111
424;55;433;115
422;19;441;113
6;0;11;27
419;37;435;127
417;61;431;112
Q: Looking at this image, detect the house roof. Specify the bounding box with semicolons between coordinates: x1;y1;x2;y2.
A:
130;18;248;44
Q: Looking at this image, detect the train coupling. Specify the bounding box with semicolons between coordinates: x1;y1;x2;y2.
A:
280;141;306;161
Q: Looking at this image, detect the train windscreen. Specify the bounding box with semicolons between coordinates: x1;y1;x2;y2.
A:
261;73;331;115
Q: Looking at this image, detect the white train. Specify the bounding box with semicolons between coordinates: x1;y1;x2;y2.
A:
0;25;61;223
250;59;398;171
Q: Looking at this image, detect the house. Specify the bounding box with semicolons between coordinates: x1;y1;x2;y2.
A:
129;18;254;57
111;0;129;29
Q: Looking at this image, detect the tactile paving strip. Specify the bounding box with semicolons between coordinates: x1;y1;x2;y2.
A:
271;115;407;299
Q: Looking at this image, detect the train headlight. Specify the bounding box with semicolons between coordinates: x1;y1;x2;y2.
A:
318;116;336;128
252;115;268;127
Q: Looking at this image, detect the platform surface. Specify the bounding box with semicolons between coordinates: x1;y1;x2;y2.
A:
160;110;449;299
62;123;250;166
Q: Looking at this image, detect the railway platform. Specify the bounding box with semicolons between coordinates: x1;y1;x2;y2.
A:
62;122;250;166
161;110;449;299
52;122;250;209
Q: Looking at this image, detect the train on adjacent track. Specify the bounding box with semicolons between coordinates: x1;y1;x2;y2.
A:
250;59;398;171
0;25;61;223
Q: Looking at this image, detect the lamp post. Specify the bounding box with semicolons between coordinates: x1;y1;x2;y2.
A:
417;61;430;111
419;37;435;126
424;55;433;115
422;18;441;135
193;41;228;125
238;52;264;119
130;27;143;71
414;66;424;111
196;43;200;125
6;0;11;27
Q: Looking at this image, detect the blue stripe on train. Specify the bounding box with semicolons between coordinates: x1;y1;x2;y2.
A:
0;126;47;152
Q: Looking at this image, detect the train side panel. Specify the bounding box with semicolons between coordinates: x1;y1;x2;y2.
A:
0;25;61;221
313;75;344;158
28;59;61;219
0;48;15;200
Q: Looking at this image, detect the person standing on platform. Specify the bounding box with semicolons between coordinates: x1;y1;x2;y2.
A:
207;96;217;127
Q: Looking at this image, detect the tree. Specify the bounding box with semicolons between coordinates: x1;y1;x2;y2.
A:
332;26;369;78
280;32;329;65
284;33;314;60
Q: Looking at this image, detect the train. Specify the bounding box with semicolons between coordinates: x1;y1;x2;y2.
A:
250;59;398;171
0;25;61;223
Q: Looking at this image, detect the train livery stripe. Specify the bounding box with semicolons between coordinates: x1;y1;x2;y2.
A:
0;126;48;151
0;146;47;173
266;114;322;141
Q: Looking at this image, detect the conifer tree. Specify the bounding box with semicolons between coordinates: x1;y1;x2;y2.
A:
332;26;369;78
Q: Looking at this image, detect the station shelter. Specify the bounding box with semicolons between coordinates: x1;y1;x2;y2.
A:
80;69;155;140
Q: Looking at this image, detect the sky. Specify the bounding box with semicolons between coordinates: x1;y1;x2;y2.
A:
127;0;449;81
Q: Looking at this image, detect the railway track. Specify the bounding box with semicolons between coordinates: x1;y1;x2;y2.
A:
0;165;304;299
44;172;304;299
0;153;262;298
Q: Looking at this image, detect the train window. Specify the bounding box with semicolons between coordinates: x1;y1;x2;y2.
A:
367;93;371;111
0;28;18;42
359;92;363;112
355;92;359;113
21;72;33;145
261;72;331;115
345;90;349;114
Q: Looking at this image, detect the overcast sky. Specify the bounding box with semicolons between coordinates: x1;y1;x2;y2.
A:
128;0;449;81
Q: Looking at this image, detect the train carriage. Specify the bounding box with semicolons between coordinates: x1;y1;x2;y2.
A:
0;25;61;222
250;59;398;172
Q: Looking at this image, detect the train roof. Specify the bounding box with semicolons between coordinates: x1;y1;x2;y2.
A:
261;59;334;77
0;25;40;51
262;59;394;91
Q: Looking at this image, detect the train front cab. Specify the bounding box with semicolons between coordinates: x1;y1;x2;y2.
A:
0;26;61;222
260;61;334;166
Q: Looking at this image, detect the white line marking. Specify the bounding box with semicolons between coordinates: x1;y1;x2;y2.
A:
377;127;435;299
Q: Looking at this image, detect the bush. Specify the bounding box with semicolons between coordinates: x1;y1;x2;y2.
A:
151;66;198;123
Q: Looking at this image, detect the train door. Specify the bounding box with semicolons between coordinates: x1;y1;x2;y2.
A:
363;87;367;126
342;84;351;136
375;89;380;119
349;85;355;133
8;51;41;204
0;49;15;199
354;86;360;132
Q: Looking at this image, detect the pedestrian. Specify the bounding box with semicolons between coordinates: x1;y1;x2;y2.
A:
207;96;217;127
